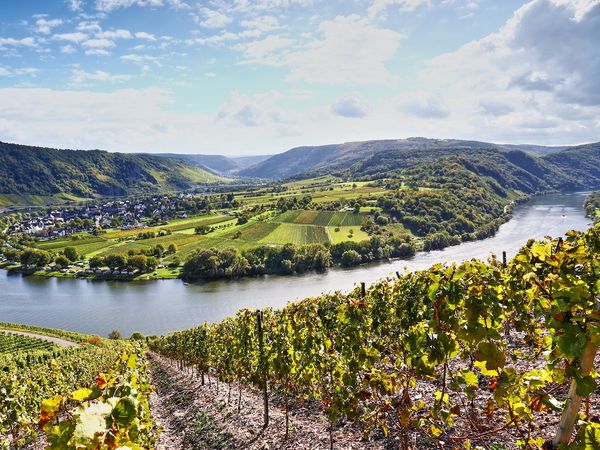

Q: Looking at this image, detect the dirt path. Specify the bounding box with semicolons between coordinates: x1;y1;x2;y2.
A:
0;329;79;347
148;352;386;450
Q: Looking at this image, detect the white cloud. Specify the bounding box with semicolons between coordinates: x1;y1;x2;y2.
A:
34;18;64;35
135;31;156;41
120;54;162;65
82;38;115;49
204;72;216;77
368;0;431;18
67;0;85;11
410;0;600;142
194;8;233;28
71;69;132;83
0;67;40;77
96;29;133;40
239;15;279;38
84;48;111;56
236;15;404;84
330;94;371;118
0;37;37;48
284;15;404;84
77;21;102;34
61;44;77;54
239;35;295;64
53;32;88;43
95;0;187;12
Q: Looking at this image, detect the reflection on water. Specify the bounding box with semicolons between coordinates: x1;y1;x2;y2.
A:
0;192;592;336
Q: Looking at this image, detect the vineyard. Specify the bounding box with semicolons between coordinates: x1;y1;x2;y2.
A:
150;224;600;449
2;225;600;449
0;332;56;355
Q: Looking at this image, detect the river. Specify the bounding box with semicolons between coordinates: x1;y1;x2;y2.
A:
0;192;593;337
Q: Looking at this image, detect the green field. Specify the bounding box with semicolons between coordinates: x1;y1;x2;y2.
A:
274;210;366;227
0;331;57;354
260;223;330;245
329;226;370;244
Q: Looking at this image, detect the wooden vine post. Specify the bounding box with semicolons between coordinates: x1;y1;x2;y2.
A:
554;298;600;445
360;282;366;297
256;309;269;428
502;251;507;268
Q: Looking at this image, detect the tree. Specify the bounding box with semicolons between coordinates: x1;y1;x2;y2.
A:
89;256;104;269
195;225;210;235
127;254;148;272
55;255;70;269
167;243;177;254
63;247;79;262
146;256;158;270
340;250;362;267
105;254;127;270
108;330;122;340
20;249;51;267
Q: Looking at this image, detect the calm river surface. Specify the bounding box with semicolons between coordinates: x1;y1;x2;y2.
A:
0;192;593;336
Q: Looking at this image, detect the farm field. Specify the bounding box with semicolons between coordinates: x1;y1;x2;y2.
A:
260;222;330;245
0;331;57;354
329;226;370;244
273;210;366;227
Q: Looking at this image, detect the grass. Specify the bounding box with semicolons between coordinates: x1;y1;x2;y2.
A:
224;221;279;241
261;223;330;245
273;210;366;227
329;226;370;244
0;193;91;207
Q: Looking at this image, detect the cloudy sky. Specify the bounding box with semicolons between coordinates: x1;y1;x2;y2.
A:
0;0;598;155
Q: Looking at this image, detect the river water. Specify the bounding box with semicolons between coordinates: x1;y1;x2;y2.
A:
0;192;593;337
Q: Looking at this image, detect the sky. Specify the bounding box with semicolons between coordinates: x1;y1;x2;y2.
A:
0;0;598;156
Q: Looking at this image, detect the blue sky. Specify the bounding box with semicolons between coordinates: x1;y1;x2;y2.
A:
0;0;598;155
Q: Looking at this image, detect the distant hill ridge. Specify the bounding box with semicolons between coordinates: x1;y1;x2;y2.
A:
237;137;579;180
0;141;223;199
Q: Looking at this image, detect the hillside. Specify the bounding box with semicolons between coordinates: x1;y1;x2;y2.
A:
155;153;271;175
237;138;568;180
0;141;224;201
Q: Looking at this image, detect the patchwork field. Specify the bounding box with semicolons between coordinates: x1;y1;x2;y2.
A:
274;210;366;227
329;226;370;244
260;223;330;245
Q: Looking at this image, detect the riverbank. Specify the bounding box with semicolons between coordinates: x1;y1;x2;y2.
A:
0;192;588;337
1;210;516;283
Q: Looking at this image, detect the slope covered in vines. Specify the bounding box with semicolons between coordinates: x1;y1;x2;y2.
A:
151;224;600;449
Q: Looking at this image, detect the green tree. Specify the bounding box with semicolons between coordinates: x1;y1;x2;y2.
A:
63;247;79;262
55;255;70;269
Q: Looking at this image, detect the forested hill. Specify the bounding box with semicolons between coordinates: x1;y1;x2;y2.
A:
237;137;573;180
0;141;224;199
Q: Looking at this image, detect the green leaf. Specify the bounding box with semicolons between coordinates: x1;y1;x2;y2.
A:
111;397;137;426
576;375;597;397
475;342;506;371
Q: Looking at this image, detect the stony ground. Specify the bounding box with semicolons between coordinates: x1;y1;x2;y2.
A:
147;352;386;450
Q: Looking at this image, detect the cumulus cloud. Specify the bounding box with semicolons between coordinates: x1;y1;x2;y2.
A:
71;69;132;83
0;67;39;77
95;0;187;13
194;8;233;28
368;0;431;18
401;95;449;119
53;32;89;43
0;37;37;48
420;0;600;133
96;29;133;40
34;18;64;35
66;0;85;11
330;94;371;118
135;31;156;40
236;15;404;84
